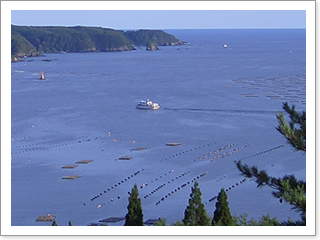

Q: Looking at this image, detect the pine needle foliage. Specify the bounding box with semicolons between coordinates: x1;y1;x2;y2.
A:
212;188;234;226
124;184;144;226
276;102;306;151
236;102;306;224
182;181;210;226
237;162;306;220
154;218;166;226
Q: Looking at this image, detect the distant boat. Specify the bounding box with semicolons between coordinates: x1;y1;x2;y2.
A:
136;99;160;110
40;72;45;80
223;44;228;48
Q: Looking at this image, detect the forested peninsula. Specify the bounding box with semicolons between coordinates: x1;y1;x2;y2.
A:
11;25;184;61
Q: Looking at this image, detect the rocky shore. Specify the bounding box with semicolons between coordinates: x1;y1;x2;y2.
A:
11;52;43;62
146;41;186;51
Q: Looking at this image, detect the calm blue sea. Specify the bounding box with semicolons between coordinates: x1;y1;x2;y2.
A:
11;29;306;226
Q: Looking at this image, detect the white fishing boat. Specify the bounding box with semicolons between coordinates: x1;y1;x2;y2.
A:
136;99;160;110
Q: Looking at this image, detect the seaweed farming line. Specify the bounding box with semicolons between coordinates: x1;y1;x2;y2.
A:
232;75;306;105
192;143;244;162
162;107;277;115
209;145;250;162
234;144;285;162
142;144;285;206
161;142;250;164
11;136;99;155
154;171;209;206
161;142;216;162
205;177;250;204
87;167;192;209
142;170;192;199
11;136;88;150
87;168;144;204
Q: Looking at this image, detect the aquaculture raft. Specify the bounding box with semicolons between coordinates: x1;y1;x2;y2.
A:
118;156;133;160
76;160;93;164
166;143;182;146
61;165;78;169
62;175;81;179
130;147;148;151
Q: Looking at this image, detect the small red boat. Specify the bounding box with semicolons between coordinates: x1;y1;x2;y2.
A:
40;72;45;80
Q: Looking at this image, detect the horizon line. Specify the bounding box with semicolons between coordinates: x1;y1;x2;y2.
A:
11;24;306;30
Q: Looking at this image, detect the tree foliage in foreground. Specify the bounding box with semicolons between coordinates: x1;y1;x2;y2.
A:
212;188;234;226
154;217;166;226
232;213;305;226
237;102;306;223
124;184;144;226
233;213;280;226
276;102;306;151
182;181;210;226
236;162;306;216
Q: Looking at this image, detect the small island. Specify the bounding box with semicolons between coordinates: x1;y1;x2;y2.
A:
11;25;185;61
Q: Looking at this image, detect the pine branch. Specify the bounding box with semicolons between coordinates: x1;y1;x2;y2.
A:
236;161;306;215
275;102;306;151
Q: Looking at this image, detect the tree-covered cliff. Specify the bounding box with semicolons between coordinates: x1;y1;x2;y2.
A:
124;29;182;46
11;25;183;60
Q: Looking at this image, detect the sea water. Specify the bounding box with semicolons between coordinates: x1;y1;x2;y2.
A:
11;29;306;226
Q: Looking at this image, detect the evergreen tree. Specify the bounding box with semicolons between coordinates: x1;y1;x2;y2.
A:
276;102;306;151
154;217;166;226
170;220;184;226
212;188;234;226
124;184;144;226
232;213;258;226
237;102;306;223
257;214;280;226
233;213;281;226
182;181;210;226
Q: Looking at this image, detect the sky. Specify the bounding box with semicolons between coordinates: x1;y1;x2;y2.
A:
7;1;309;30
10;10;306;30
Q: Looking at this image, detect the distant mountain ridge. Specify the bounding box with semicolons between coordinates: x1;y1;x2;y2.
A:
11;25;184;61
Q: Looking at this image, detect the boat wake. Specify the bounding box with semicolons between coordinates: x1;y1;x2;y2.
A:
162;107;277;115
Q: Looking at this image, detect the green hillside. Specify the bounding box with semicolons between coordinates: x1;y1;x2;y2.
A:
124;29;181;46
11;25;183;61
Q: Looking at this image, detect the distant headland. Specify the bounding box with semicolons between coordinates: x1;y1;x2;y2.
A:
11;25;185;62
